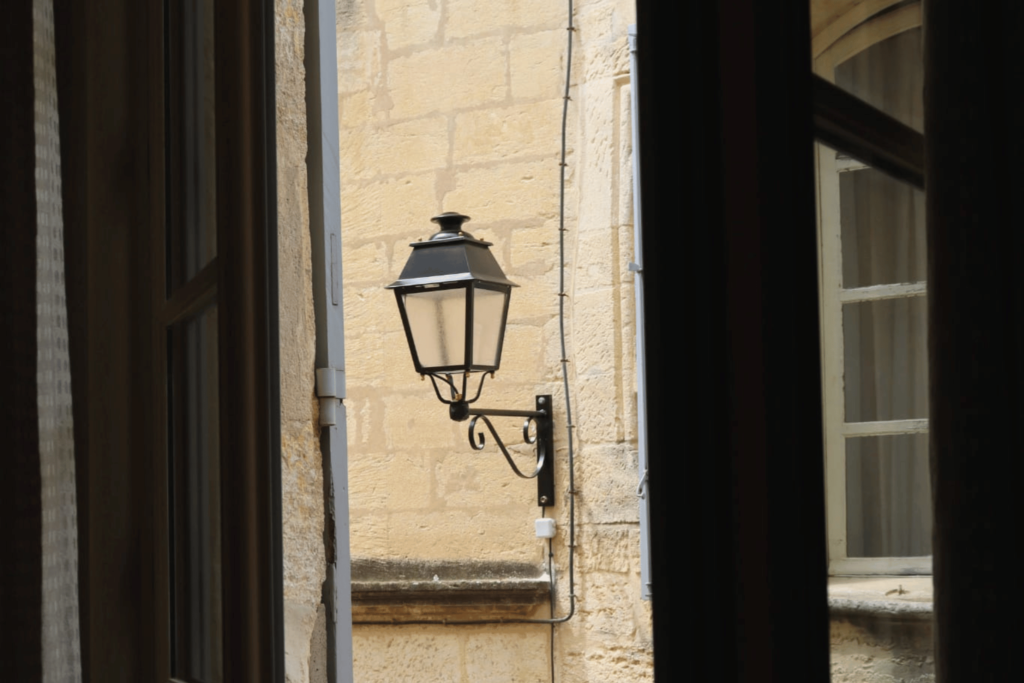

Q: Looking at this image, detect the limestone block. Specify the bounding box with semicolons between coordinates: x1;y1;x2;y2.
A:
340;89;375;128
384;394;457;451
343;286;394;337
284;601;318;683
617;84;635;227
579;571;647;641
349;512;390;557
382;451;435;509
432;450;531;509
509;30;567;101
830;616;934;683
343;333;387;390
576;445;639;525
309;603;328;683
464;631;550;682
571;288;618;371
576;84;617;230
377;0;441;51
282;420;326;605
340;116;448;180
342;395;383;451
337;30;382;95
383;173;444;228
352;628;462;683
348;450;392;512
341;173;438;238
506;275;559;326
616;224;635;278
575;371;622;444
381;330;431;389
447;0;565;39
577;523;640;576
453;100;561;164
388;38;507;120
510;221;558;270
498;323;545;378
445;160;560;222
583;36;631;82
385;508;540;562
576;0;620;44
579;647;655;683
343;241;389;284
336;0;371;30
574;226;617;292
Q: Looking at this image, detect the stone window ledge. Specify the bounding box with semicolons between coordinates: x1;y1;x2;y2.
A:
350;558;551;622
829;577;935;681
828;576;933;621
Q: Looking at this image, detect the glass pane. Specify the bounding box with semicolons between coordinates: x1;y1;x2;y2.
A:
404;287;467;370
835;27;923;134
843;297;928;422
168;0;217;292
471;286;508;368
169;304;222;682
846;434;931;557
840;165;926;288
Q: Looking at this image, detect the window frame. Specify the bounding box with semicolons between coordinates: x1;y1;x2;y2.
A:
811;7;930;576
148;0;285;679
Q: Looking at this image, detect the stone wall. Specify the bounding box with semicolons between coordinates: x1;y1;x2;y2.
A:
336;0;653;681
276;1;329;681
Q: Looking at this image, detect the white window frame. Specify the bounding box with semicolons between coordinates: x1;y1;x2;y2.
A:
813;4;931;576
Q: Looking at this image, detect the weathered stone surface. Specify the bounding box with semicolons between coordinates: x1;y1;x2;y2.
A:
575;446;640;525
376;0;441;51
309;604;328;683
388;38;508;120
830;617;934;683
509;30;568;101
276;5;326;680
353;628;463;683
340;116;448;179
337;30;381;95
324;0;657;681
350;558;550;620
463;632;551;682
445;160;560;221
453;101;562;164
284;601;319;683
447;0;564;39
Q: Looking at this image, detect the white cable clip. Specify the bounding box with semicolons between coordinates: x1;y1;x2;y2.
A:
636;467;648;499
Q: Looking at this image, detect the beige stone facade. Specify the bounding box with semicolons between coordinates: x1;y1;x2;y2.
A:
340;0;650;680
276;0;652;681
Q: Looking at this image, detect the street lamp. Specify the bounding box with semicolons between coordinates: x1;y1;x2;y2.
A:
386;212;555;506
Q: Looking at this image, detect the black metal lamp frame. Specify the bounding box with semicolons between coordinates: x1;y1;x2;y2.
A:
429;373;555;507
388;213;555;507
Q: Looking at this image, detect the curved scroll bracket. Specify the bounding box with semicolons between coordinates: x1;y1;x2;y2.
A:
465;395;555;507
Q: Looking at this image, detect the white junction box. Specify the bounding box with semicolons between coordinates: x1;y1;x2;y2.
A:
535;518;557;538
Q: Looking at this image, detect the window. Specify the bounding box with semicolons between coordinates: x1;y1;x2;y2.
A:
813;7;930;575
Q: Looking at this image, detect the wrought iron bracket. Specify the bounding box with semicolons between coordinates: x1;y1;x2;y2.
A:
454;395;555;507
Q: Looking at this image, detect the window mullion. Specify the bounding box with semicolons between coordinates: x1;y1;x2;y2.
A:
817;143;850;567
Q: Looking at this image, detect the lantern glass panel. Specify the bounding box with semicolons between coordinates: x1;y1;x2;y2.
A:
472;286;508;368
403;286;467;370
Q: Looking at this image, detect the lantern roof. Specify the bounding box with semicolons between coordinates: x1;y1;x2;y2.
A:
385;213;519;290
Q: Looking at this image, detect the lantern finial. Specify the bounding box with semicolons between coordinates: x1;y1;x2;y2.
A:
430;212;471;238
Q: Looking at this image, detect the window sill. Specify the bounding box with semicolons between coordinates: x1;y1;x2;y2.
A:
350;558;551;622
828;576;932;620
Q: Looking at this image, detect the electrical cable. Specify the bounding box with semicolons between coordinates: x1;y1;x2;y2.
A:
357;0;577;632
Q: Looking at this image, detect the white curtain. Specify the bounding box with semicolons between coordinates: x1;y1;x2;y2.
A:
34;0;83;678
836;27;932;558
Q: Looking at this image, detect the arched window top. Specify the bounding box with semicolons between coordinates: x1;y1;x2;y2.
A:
812;0;921;75
812;0;923;133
